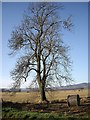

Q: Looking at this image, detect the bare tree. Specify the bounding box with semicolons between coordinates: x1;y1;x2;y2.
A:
8;3;73;102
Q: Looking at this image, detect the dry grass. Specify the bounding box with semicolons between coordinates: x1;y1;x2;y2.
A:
2;88;90;118
1;88;89;103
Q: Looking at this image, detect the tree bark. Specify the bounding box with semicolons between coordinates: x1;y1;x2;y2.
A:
40;84;47;102
37;58;47;102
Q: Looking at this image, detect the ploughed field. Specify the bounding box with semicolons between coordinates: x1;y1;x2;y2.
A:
1;88;90;119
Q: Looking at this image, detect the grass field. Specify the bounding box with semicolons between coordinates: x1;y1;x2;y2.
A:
1;88;90;119
2;107;90;120
1;88;89;103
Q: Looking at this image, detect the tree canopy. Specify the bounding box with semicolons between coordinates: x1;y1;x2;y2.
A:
8;2;73;101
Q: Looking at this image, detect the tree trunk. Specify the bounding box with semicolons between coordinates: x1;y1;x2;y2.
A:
36;40;48;102
37;73;47;102
40;84;47;102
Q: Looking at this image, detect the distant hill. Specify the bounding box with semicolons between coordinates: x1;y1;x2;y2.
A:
52;83;90;90
1;83;90;92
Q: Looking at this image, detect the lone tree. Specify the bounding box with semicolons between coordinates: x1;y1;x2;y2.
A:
8;3;73;102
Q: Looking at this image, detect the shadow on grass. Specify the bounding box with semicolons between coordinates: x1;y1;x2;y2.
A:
2;101;29;111
2;101;90;119
2;101;49;112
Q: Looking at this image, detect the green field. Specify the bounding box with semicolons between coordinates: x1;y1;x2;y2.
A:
2;107;90;120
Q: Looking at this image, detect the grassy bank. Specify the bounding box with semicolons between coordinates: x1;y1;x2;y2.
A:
2;107;89;120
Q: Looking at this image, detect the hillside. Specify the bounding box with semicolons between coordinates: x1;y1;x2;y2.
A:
54;82;90;90
1;82;90;92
